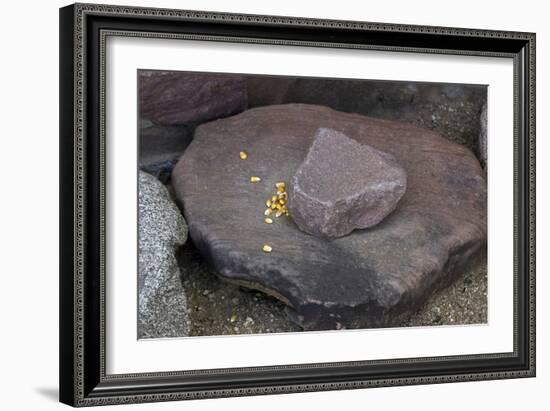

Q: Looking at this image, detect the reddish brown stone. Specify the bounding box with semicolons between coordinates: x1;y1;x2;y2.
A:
172;104;486;330
288;128;407;238
139;71;247;126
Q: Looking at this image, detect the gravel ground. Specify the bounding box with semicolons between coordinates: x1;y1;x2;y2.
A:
177;242;487;336
405;260;487;326
177;244;301;336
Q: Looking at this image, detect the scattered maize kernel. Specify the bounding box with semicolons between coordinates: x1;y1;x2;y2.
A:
250;176;261;183
262;244;273;253
261;181;288;223
239;151;248;160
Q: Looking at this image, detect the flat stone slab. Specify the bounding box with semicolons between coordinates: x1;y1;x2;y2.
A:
138;171;190;338
172;104;486;330
288;128;407;238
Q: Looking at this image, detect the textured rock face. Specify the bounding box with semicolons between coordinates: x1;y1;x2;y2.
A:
139;119;195;183
479;103;488;169
288;128;407;238
139;71;247;126
172;104;487;330
246;76;487;158
138;171;190;338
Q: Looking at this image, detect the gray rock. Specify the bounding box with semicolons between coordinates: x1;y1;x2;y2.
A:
172;104;486;331
288;128;406;238
138;171;190;338
139;71;247;126
479;103;487;169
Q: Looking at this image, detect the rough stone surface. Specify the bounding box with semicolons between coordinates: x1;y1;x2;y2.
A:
139;71;247;126
172;104;487;330
288;128;407;238
139;119;194;163
246;76;487;159
139;119;195;183
140;157;180;185
176;240;487;336
479;103;487;169
138;71;486;166
138;171;190;338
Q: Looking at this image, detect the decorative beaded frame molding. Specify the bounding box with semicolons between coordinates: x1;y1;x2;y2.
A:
59;3;536;407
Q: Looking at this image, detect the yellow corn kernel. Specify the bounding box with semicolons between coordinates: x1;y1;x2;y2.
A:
266;200;272;207
239;151;248;160
275;182;286;189
264;217;273;224
275;210;283;218
250;176;261;183
264;208;272;216
271;195;277;202
279;199;286;205
262;244;272;253
271;203;277;209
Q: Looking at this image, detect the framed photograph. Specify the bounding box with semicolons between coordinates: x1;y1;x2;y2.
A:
59;3;535;407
